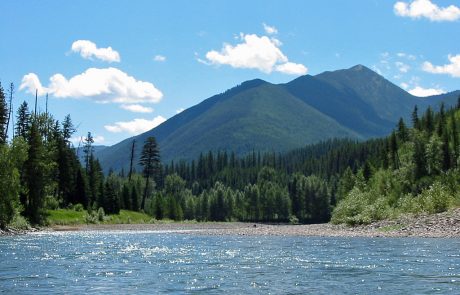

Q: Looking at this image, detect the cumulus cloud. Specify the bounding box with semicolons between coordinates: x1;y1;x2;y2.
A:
176;108;185;114
154;55;166;62
19;73;47;96
71;40;120;62
19;67;163;104
120;104;154;113
104;116;166;135
263;23;278;35
203;33;307;75
394;0;460;21
422;54;460;77
275;62;308;75
408;86;446;97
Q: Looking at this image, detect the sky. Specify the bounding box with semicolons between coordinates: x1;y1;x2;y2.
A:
0;0;459;146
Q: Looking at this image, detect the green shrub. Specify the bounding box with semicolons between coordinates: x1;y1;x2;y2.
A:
420;182;453;214
397;194;424;214
97;207;105;222
85;211;98;224
331;187;370;225
397;182;454;215
73;203;84;212
44;196;59;210
9;213;30;230
289;215;299;224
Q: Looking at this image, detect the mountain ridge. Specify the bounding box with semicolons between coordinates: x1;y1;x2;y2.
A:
96;65;459;172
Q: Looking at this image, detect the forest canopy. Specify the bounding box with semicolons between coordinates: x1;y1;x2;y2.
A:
1;81;459;228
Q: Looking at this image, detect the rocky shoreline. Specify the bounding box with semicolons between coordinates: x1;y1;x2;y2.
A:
3;208;460;238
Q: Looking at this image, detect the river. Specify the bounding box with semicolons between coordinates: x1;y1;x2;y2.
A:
1;231;459;294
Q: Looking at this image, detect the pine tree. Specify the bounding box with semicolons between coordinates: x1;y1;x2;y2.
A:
397;118;408;142
15;101;30;138
441;129;451;171
83;132;94;172
88;155;104;207
121;184;131;210
362;160;372;181
288;174;301;219
139;137;161;210
437;103;446;137
411;104;419;125
451;113;459;166
56;134;77;205
74;167;88;208
0;83;8;144
5;83;14;139
128;139;136;181
389;131;399;169
131;185;139;211
154;193;164;219
62;114;75;145
0;144;21;228
104;179;120;215
424;107;434;135
24;121;46;224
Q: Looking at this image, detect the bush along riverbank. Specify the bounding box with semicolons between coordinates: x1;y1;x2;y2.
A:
38;207;460;238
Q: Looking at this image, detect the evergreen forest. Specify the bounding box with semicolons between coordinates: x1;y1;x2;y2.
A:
1;81;460;228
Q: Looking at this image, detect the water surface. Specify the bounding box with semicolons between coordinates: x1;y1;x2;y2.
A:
0;231;459;294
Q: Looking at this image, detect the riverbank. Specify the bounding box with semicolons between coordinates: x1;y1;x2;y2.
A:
2;208;459;238
0;227;40;236
43;208;460;238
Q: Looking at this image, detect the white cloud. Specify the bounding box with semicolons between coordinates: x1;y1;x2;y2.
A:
93;135;105;144
154;55;166;62
203;33;307;75
422;54;460;77
19;67;163;104
104;116;166;135
263;23;278;35
394;0;460;21
408;86;446;97
19;73;47;96
275;62;308;75
120;104;154;113
400;82;409;89
71;40;120;62
395;61;410;73
176;108;185;114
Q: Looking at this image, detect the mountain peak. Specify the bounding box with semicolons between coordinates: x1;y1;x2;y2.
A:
347;64;379;76
349;64;369;71
239;78;268;88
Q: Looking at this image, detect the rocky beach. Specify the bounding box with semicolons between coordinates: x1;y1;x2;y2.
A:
40;208;460;238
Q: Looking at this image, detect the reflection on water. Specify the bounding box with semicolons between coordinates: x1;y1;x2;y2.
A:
1;231;459;294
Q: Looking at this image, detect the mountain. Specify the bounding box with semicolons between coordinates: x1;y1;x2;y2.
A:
96;65;459;172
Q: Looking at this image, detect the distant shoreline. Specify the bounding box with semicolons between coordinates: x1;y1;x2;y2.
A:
3;208;460;238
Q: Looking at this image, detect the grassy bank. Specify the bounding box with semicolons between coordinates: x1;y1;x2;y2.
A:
47;209;154;226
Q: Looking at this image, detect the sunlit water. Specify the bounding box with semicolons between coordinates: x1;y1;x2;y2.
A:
0;231;459;294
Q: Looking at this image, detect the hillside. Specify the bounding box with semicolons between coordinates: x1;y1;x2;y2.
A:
96;65;459;172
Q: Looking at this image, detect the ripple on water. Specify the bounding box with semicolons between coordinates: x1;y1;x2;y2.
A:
1;234;459;294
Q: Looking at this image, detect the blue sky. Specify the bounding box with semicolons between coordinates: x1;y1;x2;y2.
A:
1;0;459;145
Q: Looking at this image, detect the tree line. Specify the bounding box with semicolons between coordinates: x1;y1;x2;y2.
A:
1;79;459;228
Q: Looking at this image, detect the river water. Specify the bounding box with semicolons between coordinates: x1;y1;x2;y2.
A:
0;231;459;294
